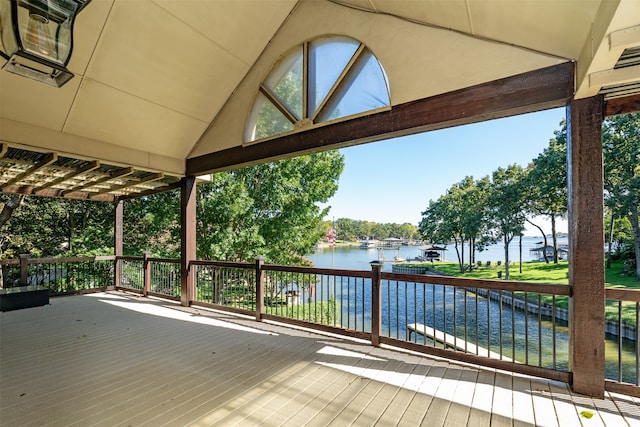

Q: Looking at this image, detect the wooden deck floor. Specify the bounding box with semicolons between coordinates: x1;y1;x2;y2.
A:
1;291;638;426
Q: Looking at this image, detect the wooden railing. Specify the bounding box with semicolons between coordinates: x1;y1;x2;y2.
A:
115;254;180;301
0;255;115;295
605;287;640;396
188;259;572;383
3;254;639;397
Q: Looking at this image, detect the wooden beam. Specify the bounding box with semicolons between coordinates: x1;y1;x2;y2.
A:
63;167;134;195
89;173;164;199
567;95;605;398
589;65;640;88
180;177;197;307
605;93;640;116
35;160;100;192
114;199;123;289
1;185;115;202
1;152;57;189
0;143;7;157
187;62;574;175
117;180;181;201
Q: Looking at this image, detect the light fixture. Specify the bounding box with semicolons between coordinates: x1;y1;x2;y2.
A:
0;0;91;87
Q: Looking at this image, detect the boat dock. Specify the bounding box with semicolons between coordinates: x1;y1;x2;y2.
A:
407;323;512;361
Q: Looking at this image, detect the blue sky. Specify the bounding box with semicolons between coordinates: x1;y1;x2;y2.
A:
320;107;569;236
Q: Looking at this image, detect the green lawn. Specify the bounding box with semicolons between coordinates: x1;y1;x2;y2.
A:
415;259;638;288
408;260;639;324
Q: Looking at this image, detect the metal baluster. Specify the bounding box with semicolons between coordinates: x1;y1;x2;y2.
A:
538;293;542;367
512;291;516;361
552;295;557;370
412;281;416;342
636;302;639;385
453;285;457;350
396;280;400;340
525;292;529;365
499;290;503;360
475;289;479;354
442;285;447;349
487;288;491;356
432;283;437;347
464;287;468;353
618;300;623;382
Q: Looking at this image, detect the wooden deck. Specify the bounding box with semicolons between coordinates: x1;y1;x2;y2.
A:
1;291;638;426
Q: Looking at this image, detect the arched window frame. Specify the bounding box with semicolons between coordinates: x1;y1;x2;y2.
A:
244;35;391;145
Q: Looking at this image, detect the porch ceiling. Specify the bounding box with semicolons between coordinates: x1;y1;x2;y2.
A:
1;0;639;188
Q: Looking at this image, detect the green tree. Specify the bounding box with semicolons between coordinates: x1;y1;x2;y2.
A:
487;165;526;279
603;113;640;280
198;151;344;264
461;176;492;269
420;181;466;272
123;191;181;257
523;122;567;263
0;195;113;259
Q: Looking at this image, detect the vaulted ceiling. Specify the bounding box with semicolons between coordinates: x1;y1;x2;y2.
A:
1;0;639;200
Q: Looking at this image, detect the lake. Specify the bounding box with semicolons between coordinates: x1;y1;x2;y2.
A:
305;240;636;384
307;236;567;271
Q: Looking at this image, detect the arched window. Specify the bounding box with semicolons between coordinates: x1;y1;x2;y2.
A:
245;35;390;143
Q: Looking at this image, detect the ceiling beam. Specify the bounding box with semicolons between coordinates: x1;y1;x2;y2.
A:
589;64;640;88
609;24;640;50
62;167;134;196
0;143;7;157
1;185;115;202
89;173;164;199
605;93;640;116
0;152;58;189
118;180;181;201
35;160;100;192
187;62;574;175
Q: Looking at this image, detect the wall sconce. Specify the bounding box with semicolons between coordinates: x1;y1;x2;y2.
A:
0;0;92;87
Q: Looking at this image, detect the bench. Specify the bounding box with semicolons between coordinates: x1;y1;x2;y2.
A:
0;286;49;312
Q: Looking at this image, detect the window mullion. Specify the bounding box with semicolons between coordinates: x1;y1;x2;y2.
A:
260;84;298;125
303;42;309;120
311;43;366;123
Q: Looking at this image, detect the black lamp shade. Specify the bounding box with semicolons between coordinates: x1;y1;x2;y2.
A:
0;0;91;87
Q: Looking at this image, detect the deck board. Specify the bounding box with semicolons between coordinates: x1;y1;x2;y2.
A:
1;292;638;426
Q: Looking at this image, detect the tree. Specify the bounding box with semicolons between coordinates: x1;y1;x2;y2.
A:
198;151;344;264
123;191;181;257
0;195;113;259
419;177;478;273
486;165;526;279
603;113;640;280
523;122;568;263
460;176;492;269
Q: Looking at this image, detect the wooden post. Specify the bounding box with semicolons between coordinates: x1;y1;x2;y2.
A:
567;96;605;398
180;176;197;307
114;199;123;290
255;257;265;322
143;251;151;297
19;254;29;287
370;260;383;347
